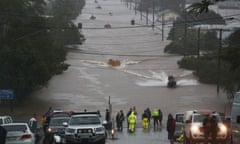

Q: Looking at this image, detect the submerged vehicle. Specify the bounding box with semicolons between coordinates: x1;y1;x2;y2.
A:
90;15;96;20
167;75;176;88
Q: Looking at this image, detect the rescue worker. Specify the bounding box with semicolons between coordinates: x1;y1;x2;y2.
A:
128;111;137;132
142;110;149;129
176;127;184;143
146;107;152;125
152;108;159;129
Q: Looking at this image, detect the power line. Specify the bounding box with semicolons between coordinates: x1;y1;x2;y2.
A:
67;49;179;57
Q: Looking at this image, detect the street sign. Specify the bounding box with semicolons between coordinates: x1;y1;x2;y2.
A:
0;89;14;100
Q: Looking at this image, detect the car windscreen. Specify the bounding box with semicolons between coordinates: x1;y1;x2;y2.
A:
193;114;221;122
70;116;101;125
3;125;27;132
49;117;70;126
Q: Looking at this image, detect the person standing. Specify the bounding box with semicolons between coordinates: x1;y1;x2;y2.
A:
146;107;151;125
126;108;132;129
142;110;149;129
0;125;7;144
152;108;159;129
210;115;218;144
116;112;121;131
105;109;111;130
128;112;137;132
119;110;125;131
167;113;176;144
158;109;163;128
203;115;212;144
29;113;38;133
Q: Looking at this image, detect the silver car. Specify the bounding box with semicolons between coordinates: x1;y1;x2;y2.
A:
2;123;35;144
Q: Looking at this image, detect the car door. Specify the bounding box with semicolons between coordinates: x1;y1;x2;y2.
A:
174;113;184;139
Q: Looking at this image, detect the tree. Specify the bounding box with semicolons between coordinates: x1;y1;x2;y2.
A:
0;0;85;100
187;0;225;14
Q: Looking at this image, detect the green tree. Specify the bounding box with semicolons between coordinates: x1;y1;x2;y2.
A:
0;0;85;100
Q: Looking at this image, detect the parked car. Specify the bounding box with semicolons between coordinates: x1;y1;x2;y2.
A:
43;109;72;133
183;109;228;144
44;116;70;144
64;111;106;144
2;123;35;144
174;112;184;140
0;115;13;125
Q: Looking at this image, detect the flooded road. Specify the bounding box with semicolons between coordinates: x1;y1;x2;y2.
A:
30;0;231;118
0;1;231;142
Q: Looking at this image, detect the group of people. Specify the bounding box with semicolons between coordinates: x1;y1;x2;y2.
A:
109;107;165;133
141;108;163;129
203;115;218;144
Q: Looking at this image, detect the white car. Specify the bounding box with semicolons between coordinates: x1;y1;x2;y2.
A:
64;112;106;144
2;123;35;144
183;109;228;144
0;115;13;125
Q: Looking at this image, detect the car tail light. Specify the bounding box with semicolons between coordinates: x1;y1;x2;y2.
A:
21;134;32;140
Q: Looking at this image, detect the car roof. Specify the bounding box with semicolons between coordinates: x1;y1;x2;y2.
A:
2;122;28;126
193;109;216;115
72;114;99;117
0;115;12;118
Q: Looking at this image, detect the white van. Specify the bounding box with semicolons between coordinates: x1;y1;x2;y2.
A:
231;91;240;144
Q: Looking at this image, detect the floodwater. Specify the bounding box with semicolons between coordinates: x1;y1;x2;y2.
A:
1;0;231;125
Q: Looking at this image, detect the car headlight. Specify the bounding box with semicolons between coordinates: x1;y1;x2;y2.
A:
219;124;227;133
191;125;200;133
48;128;52;133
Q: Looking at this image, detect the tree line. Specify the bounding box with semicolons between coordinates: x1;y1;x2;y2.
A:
0;0;85;101
169;0;240;97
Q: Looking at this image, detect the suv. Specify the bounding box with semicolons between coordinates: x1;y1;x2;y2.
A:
64;112;106;144
183;109;228;144
0;115;13;125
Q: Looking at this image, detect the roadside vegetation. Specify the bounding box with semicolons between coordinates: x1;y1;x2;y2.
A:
168;0;240;97
0;0;85;101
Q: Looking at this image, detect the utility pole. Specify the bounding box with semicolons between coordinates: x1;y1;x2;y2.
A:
162;13;164;41
152;0;155;29
197;27;200;59
217;29;222;93
140;0;142;20
146;9;149;25
184;10;187;56
134;0;137;15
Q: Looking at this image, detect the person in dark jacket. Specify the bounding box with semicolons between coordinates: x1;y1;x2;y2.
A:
0;125;7;144
167;113;176;144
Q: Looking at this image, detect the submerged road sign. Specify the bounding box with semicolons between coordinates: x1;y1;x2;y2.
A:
0;89;14;100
